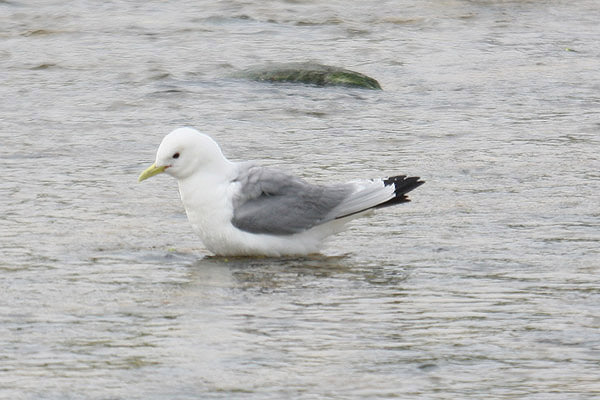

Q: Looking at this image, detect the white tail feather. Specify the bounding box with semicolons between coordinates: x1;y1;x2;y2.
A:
326;180;395;220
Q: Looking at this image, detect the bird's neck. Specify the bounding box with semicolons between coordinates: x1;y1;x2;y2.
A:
177;163;237;243
177;160;236;207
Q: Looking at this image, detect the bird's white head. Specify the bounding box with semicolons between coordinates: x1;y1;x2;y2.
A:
138;127;229;182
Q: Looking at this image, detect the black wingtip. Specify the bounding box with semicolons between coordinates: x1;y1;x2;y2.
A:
377;175;425;208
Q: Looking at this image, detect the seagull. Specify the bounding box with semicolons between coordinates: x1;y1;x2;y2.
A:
138;127;424;256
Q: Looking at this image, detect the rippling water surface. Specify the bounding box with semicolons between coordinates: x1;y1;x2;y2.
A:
1;1;599;398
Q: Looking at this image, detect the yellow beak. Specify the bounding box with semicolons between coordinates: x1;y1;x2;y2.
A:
138;163;167;182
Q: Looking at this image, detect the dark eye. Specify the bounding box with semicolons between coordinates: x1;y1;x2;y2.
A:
172;152;180;159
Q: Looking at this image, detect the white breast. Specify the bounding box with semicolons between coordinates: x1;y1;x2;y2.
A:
177;173;236;248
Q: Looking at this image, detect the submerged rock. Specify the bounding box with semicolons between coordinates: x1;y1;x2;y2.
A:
236;63;382;90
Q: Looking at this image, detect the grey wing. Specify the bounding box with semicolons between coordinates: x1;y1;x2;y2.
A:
231;165;352;235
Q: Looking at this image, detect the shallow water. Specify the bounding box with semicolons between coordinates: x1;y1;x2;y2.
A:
1;0;599;398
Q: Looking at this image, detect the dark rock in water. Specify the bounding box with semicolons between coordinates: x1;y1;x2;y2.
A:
237;63;382;90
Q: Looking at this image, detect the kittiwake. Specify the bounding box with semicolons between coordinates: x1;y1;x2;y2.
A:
138;127;424;256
